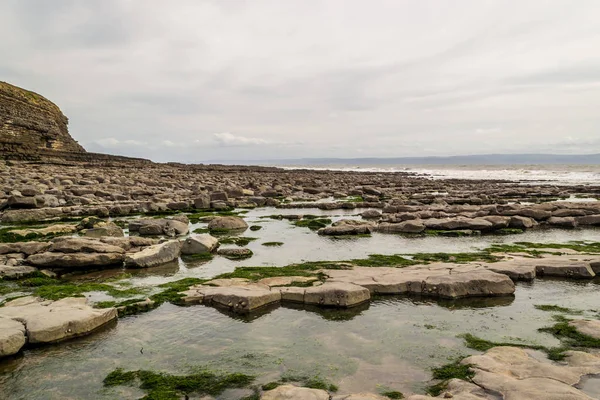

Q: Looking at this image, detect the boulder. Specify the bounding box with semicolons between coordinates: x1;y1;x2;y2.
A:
181;234;219;255
509;216;537;229
576;214;600;226
0;296;117;344
124;240;181;268
208;216;248;231
547;216;578;228
361;210;382;219
217;248;253;260
318;224;373;236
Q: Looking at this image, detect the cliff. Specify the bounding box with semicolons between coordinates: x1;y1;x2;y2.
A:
0;81;85;158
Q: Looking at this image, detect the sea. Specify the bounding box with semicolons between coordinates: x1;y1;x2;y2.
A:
274;163;600;186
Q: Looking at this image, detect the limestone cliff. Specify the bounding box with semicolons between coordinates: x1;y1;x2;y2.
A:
0;81;85;157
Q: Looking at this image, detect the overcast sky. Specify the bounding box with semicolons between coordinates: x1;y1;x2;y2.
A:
1;0;600;162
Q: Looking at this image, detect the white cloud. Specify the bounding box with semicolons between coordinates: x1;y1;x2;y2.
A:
213;132;270;146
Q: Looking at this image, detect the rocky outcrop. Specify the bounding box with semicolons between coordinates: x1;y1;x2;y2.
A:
0;81;85;158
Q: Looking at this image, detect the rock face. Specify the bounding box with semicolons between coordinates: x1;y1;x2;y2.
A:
0;81;85;158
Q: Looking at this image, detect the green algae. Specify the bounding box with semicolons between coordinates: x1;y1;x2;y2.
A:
293;218;332;230
249;225;263;231
426;359;474;396
149;278;207;305
538;316;600;349
280;374;338;392
103;368;254;399
381;390;404;399
460;333;567;361
219;237;258;246
534;304;584;314
262;241;284;247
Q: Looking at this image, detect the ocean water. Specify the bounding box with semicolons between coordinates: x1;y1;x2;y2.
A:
277;163;600;186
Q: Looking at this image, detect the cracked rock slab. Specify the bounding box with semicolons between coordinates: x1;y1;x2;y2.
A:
0;296;117;344
324;265;515;299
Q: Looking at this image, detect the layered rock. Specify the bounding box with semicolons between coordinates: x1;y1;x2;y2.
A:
0;81;84;158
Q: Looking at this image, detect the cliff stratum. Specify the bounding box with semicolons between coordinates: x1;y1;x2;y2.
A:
0;81;86;157
0;81;150;165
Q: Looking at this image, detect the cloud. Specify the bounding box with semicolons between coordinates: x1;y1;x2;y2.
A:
213;133;270;146
2;0;600;161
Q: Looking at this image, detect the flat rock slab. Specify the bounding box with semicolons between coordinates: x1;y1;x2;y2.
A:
258;276;317;287
0;242;50;256
303;282;370;307
48;237;125;254
480;255;600;281
569;319;600;339
460;346;600;400
27;251;125;268
124;240;181;268
324;265;515;299
182;279;369;313
182;284;280;313
261;385;329;400
0;316;26;357
333;394;390;400
0;296;117;345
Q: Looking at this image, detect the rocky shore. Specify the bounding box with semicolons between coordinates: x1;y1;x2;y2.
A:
0;155;600;398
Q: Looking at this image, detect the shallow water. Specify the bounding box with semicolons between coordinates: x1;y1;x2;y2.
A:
3;206;600;399
1;278;599;399
113;206;600;288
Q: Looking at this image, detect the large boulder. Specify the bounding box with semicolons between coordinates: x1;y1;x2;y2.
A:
0;296;117;344
181;234;219;255
124;240;182;268
208;216;248;231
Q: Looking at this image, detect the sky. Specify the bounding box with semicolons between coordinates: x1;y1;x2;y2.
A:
1;0;600;162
